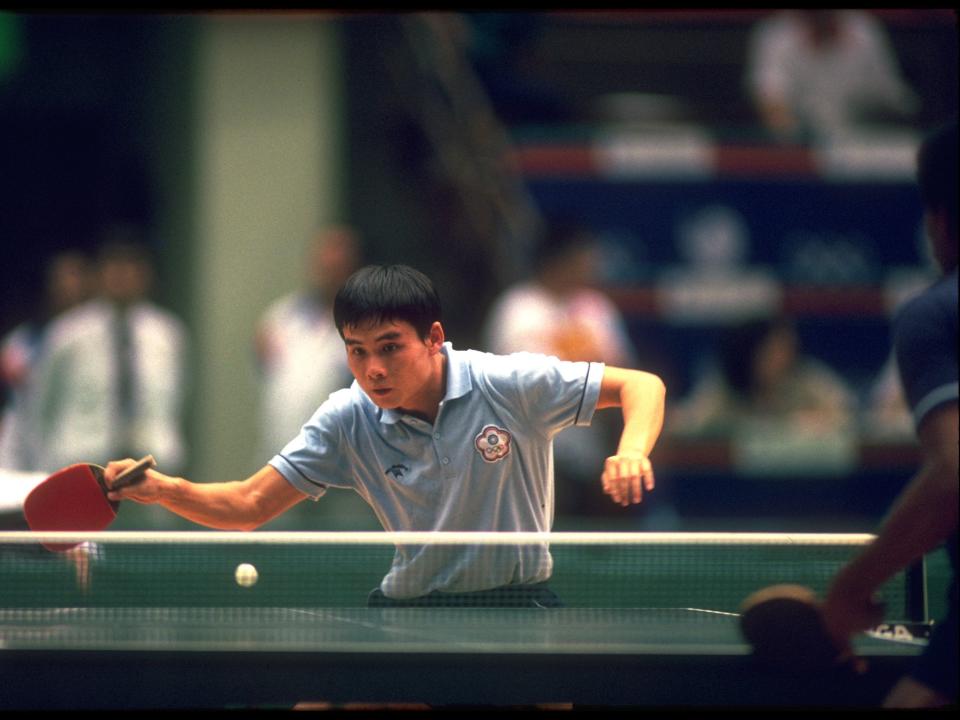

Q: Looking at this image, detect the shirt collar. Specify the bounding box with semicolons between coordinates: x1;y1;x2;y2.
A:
378;342;472;425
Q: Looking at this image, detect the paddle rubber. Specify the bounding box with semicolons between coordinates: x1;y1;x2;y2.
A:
23;455;156;551
739;583;842;671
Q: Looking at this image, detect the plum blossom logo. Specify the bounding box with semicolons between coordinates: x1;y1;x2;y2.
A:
475;425;512;463
385;464;410;480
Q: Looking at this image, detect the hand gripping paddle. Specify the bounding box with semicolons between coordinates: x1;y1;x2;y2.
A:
23;455;156;551
739;583;844;671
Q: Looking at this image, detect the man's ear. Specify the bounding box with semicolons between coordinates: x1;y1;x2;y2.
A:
427;321;445;352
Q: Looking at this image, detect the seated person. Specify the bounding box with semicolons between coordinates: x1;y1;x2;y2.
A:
670;314;856;439
745;9;919;142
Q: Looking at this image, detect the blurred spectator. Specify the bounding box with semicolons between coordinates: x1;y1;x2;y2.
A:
255;226;362;458
1;250;98;586
670;315;856;440
745;10;919;143
0;250;93;470
25;224;190;474
483;220;638;516
483;221;636;364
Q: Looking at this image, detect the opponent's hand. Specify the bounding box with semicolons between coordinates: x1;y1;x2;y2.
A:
601;452;655;506
821;580;886;663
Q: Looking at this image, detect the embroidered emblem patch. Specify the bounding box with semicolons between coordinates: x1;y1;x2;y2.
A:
385;464;410;480
475;425;512;463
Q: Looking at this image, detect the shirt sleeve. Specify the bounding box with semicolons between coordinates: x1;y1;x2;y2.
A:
268;388;356;499
481;351;605;436
893;278;959;429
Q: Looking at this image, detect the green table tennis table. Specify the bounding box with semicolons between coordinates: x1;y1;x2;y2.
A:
0;531;930;709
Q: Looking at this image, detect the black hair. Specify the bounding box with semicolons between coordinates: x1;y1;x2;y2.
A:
96;222;152;266
917;119;958;238
333;264;441;339
717;316;792;396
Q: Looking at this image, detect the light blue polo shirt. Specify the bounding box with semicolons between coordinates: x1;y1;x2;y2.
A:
269;342;605;598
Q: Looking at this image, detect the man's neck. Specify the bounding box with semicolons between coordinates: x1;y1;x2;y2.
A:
400;352;448;425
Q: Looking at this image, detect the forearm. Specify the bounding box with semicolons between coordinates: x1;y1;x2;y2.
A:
609;369;666;457
597;367;666;506
835;406;958;597
833;461;958;597
758;98;796;138
107;463;304;532
155;477;268;531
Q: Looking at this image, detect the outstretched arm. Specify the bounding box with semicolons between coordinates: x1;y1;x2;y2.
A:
822;403;959;652
103;461;308;531
597;366;666;506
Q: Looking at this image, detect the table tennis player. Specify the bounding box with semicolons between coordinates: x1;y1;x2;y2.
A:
103;264;666;607
821;120;957;708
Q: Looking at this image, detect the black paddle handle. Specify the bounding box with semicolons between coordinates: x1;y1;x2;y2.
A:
110;455;157;491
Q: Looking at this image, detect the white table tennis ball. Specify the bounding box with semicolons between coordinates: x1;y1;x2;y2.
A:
234;562;258;588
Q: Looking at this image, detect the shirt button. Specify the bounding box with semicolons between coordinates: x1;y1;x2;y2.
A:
434;433;441;440
441;457;450;465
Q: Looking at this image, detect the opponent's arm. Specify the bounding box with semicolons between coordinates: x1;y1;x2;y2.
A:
597;366;666;506
103;461;307;531
822;402;959;649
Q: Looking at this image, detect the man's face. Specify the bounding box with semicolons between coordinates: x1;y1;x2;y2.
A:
307;229;360;295
342;319;445;416
100;258;150;304
753;324;797;391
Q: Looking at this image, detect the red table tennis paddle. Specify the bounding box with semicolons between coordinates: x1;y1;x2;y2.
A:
23;455;156;551
739;583;845;671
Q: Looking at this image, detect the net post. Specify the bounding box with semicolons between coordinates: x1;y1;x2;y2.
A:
904;556;928;622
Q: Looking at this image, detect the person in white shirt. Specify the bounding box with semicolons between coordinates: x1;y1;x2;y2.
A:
0;250;93;470
746;10;919;142
27;227;190;474
254;226;362;459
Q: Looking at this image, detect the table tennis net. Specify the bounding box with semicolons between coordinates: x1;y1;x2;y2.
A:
0;531;923;620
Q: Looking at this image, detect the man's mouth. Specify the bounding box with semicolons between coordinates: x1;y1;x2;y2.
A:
370;388;392;398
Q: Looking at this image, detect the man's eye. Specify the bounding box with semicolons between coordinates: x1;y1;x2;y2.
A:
350;347;366;357
381;343;398;354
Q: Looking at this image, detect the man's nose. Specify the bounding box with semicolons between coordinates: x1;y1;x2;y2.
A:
366;361;386;380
